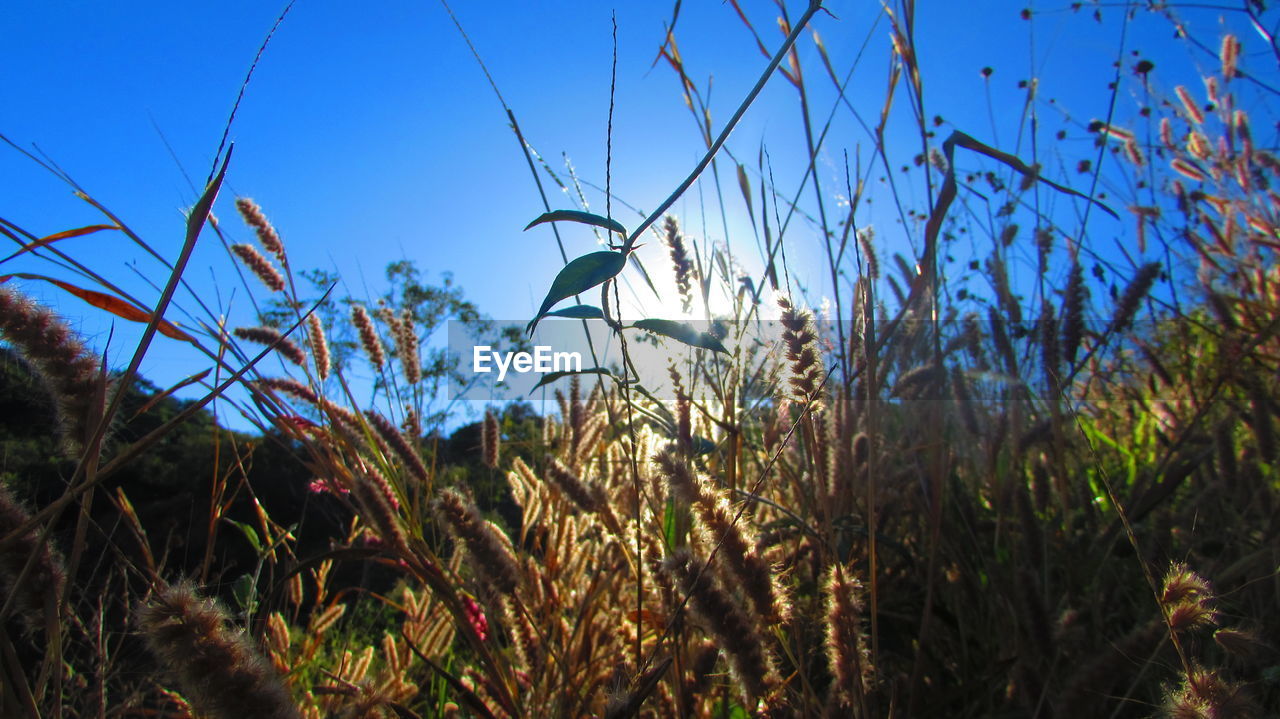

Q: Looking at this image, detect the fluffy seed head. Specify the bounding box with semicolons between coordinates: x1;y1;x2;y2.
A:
1062;260;1088;366
364;410;429;484
1176;86;1205;125
858;227;879;279
1187;131;1213;161
230;244;285;293
1160;563;1212;607
0;286;105;454
394;309;421;385
825;564;872;708
351;304;385;368
1109;262;1161;335
777;296;824;408
435;489;520;594
665;550;775;705
664;216;694;313
1166;600;1218;633
546;457;601;513
351;466;406;553
1220;34;1241;80
235;198;285;259
482;409;501;469
138;581;301;719
305;313;329;380
234;326;307;367
0;484;66;634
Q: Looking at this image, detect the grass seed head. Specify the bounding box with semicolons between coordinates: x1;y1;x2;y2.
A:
234;326;307;367
139;581;301;719
0;286;106;455
482;409;501;469
235;197;285;260
231;243;286;293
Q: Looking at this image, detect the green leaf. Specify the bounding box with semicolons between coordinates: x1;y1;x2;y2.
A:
663;496;678;551
530;366;617;392
224;518;262;554
631;318;728;354
544;304;605;319
736;163;754;225
692;435;717;455
231;574;256;611
527;251;627;333
524;210;627;236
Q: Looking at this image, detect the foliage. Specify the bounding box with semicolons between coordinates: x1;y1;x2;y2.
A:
0;1;1278;717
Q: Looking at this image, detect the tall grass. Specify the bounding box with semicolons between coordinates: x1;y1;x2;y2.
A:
0;1;1277;717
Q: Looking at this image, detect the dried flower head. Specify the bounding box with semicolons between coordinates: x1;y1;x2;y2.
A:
364;410;429;484
434;489;520;594
394;309;421;385
305;313;329;380
230;243;285;293
0;286;106;454
138;581;301;719
351;304;385;368
1160;562;1212;607
825;564;872;709
0;484;66;634
857;227;880;280
234;326;307;367
482;409;501;469
1109;262;1161;335
235;197;285;260
1176;85;1205;125
777;296;824;408
1220;34;1241;80
664;216;694;313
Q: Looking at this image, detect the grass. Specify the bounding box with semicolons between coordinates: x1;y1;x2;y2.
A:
1;1;1278;717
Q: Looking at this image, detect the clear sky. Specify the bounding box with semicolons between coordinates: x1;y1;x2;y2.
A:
1;1;1270;430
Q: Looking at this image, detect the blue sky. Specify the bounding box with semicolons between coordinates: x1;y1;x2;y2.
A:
1;1;1269;430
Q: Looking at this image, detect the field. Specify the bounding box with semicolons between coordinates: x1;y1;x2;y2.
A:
1;2;1278;717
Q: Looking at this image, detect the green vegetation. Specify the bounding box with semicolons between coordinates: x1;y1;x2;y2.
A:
1;2;1278;717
